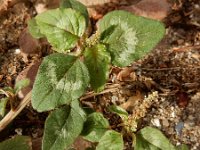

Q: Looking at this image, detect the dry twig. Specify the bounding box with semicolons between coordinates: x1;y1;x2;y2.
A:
0;91;31;132
81;83;120;101
172;45;200;52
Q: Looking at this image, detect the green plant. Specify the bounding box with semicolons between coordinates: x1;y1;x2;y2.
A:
26;0;167;149
0;79;30;117
0;0;190;149
109;105;189;150
0;136;31;150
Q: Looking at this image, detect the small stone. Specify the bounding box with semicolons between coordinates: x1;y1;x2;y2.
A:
188;115;195;121
175;122;184;136
158;108;163;113
188;122;195;127
151;108;156;113
111;96;118;104
14;48;21;54
194;4;199;9
168;127;174;134
15;128;23;135
151;118;161;127
171;111;176;118
162;119;169;127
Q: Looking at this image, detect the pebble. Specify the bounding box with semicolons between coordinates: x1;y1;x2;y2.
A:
162;119;169;127
158;108;163;113
15;128;23;135
188;115;195;121
168;127;174;134
14;48;21;54
111;95;118;104
151;118;161;127
171;111;176;118
175;122;184;136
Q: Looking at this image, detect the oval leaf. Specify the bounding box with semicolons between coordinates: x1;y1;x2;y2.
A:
96;130;124;150
28;18;44;39
98;10;165;67
60;0;89;24
35;8;86;52
43;101;86;150
0;136;31;150
135;134;160;150
32;53;90;112
108;105;128;120
14;78;30;94
139;127;176;150
84;44;111;92
176;144;189;150
81;112;109;142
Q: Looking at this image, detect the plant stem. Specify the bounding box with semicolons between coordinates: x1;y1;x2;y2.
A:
0;91;32;131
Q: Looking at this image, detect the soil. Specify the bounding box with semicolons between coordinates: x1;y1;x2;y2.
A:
0;0;200;150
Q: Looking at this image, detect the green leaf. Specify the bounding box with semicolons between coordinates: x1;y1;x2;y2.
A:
135;134;160;150
28;18;44;38
0;97;8;117
96;130;124;150
35;8;86;52
60;0;89;25
81;112;109;142
32;53;90;112
0;136;32;150
108;105;128;121
84;44;111;92
98;10;165;67
139;127;176;150
14;78;30;94
176;144;189;150
43;100;86;150
0;87;14;94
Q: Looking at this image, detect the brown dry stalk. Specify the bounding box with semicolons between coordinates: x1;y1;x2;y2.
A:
81;83;120;100
0;91;31;132
172;44;200;52
140;66;200;71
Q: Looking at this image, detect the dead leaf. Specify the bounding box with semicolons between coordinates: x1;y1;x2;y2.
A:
0;75;3;82
32;138;42;150
46;0;60;9
77;0;114;6
176;91;189;108
117;67;134;81
119;0;171;20
34;3;47;14
71;136;92;150
18;28;41;62
120;90;144;112
34;0;60;14
143;77;154;90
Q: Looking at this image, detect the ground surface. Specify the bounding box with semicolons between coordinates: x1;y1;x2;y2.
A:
0;0;200;150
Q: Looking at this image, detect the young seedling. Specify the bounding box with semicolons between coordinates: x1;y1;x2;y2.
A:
0;78;30;116
26;0;168;149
